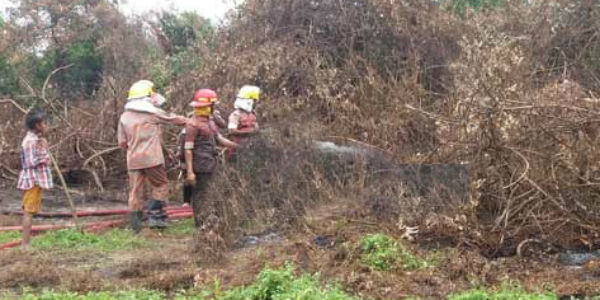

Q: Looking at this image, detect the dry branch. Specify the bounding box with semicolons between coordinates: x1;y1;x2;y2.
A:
0;99;27;114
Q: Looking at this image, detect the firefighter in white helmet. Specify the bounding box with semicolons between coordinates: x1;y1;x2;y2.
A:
227;85;261;160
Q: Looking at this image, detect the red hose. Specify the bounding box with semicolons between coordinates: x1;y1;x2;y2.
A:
1;206;192;218
0;240;22;250
84;212;193;232
0;211;195;250
0;209;192;232
169;212;194;218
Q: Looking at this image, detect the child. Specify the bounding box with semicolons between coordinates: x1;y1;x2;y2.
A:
227;85;261;160
182;89;237;226
17;109;52;248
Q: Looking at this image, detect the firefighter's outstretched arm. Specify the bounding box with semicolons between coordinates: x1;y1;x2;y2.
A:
217;134;238;148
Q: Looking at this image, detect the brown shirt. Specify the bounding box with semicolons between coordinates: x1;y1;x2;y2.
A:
184;116;219;150
118;110;188;170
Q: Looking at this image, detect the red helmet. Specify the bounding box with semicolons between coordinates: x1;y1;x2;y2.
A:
190;89;218;107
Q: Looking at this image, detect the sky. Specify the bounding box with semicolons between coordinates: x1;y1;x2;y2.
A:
118;0;239;21
0;0;240;22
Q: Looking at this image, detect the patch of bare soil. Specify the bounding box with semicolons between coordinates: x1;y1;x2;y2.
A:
0;215;20;226
0;249;105;293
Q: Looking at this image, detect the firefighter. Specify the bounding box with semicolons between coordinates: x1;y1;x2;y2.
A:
226;85;260;160
117;80;188;232
181;89;237;226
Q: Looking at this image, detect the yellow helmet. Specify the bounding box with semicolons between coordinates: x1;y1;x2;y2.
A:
237;85;261;101
127;80;154;100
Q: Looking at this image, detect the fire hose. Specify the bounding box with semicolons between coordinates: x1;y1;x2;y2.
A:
0;206;192;218
0;209;194;250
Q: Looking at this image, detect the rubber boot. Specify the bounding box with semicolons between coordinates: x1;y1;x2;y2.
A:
147;200;168;229
129;210;143;234
182;183;193;207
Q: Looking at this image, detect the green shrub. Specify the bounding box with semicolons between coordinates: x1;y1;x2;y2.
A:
359;234;433;271
176;263;356;300
359;234;400;271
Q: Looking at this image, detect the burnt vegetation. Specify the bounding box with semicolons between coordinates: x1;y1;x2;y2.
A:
1;0;600;258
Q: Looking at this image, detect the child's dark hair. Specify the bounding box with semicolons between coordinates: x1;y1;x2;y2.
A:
25;109;47;130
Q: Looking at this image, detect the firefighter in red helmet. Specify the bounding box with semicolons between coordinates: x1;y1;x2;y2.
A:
179;89;237;226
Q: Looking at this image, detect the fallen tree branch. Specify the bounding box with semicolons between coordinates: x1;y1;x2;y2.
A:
41;64;74;107
49;152;80;229
503;146;530;189
0;163;19;176
83;144;116;176
404;104;458;124
0;99;27;114
83;167;105;192
516;238;542;257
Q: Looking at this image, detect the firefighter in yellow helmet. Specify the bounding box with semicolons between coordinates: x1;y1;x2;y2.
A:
227;85;261;160
117;80;189;232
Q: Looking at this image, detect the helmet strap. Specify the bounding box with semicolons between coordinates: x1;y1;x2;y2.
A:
194;106;212;117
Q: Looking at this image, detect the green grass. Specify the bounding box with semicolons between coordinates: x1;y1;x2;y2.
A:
165;218;195;236
7;289;165;300
31;228;149;252
176;263;357;300
359;233;433;271
0;231;21;244
448;287;558;300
